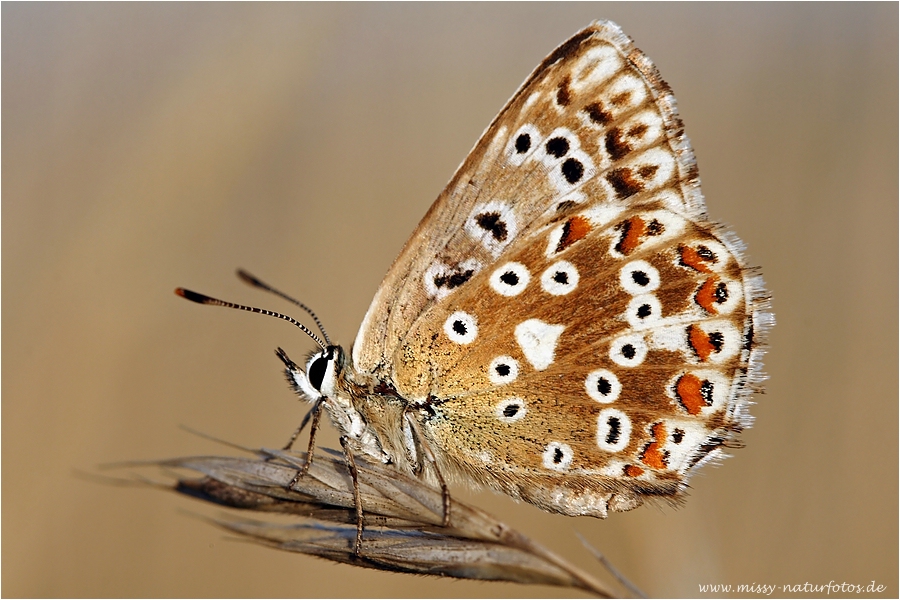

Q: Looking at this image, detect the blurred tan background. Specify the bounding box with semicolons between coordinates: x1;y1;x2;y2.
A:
3;3;897;598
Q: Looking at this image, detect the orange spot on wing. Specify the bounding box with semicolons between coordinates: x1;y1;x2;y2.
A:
640;422;668;469
679;245;713;273
694;277;720;313
624;464;644;477
615;216;646;255
555;215;592;253
676;373;705;415
687;324;715;361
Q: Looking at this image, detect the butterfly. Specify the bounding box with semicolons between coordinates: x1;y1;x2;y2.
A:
179;20;770;540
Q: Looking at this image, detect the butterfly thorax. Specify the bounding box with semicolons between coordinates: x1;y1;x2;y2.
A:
306;345;427;477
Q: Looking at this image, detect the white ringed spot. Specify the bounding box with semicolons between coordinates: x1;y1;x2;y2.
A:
585;369;621;403
609;334;648;367
496;397;527;424
597;408;631;453
515;319;565;371
537;127;579;168
541;261;579;295
625;294;662;329
489;262;530;296
549;148;595;193
465;201;517;255
488;356;519;385
678;239;731;274
620;260;660;294
686;320;741;364
443;311;478;345
668;369;730;416
542;442;574;471
695;277;743;316
506;123;542;166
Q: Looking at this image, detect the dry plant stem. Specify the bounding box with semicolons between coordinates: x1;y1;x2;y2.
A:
155;449;618;597
339;436;365;556
576;532;646;599
484;519;615;598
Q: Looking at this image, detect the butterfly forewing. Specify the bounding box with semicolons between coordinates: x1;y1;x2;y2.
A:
348;21;769;517
352;22;702;376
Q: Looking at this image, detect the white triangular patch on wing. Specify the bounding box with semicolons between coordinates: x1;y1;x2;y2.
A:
515;319;565;371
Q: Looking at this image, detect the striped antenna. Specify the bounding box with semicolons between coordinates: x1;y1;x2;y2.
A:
175;288;327;350
236;269;332;346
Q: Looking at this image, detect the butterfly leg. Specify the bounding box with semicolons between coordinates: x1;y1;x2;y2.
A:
405;413;451;527
281;401;315;451
339;435;364;556
286;397;325;489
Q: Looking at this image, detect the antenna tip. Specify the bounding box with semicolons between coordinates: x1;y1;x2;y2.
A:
236;269;262;287
175;288;211;304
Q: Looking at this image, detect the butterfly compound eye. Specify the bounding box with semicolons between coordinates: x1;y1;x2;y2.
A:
307;355;328;391
306;347;336;392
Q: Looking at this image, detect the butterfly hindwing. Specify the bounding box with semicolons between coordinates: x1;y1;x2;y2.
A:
393;200;758;514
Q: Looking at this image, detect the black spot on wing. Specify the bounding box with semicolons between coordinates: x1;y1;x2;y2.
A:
515;133;531;154
433;268;475;291
475;212;508;241
584;102;611;125
499;271;519;286
605;416;622;445
452;320;468;336
561;158;584;184
546;137;569;158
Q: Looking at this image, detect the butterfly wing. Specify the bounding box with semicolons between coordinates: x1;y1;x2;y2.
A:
351;21;706;377
351;21;770;516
